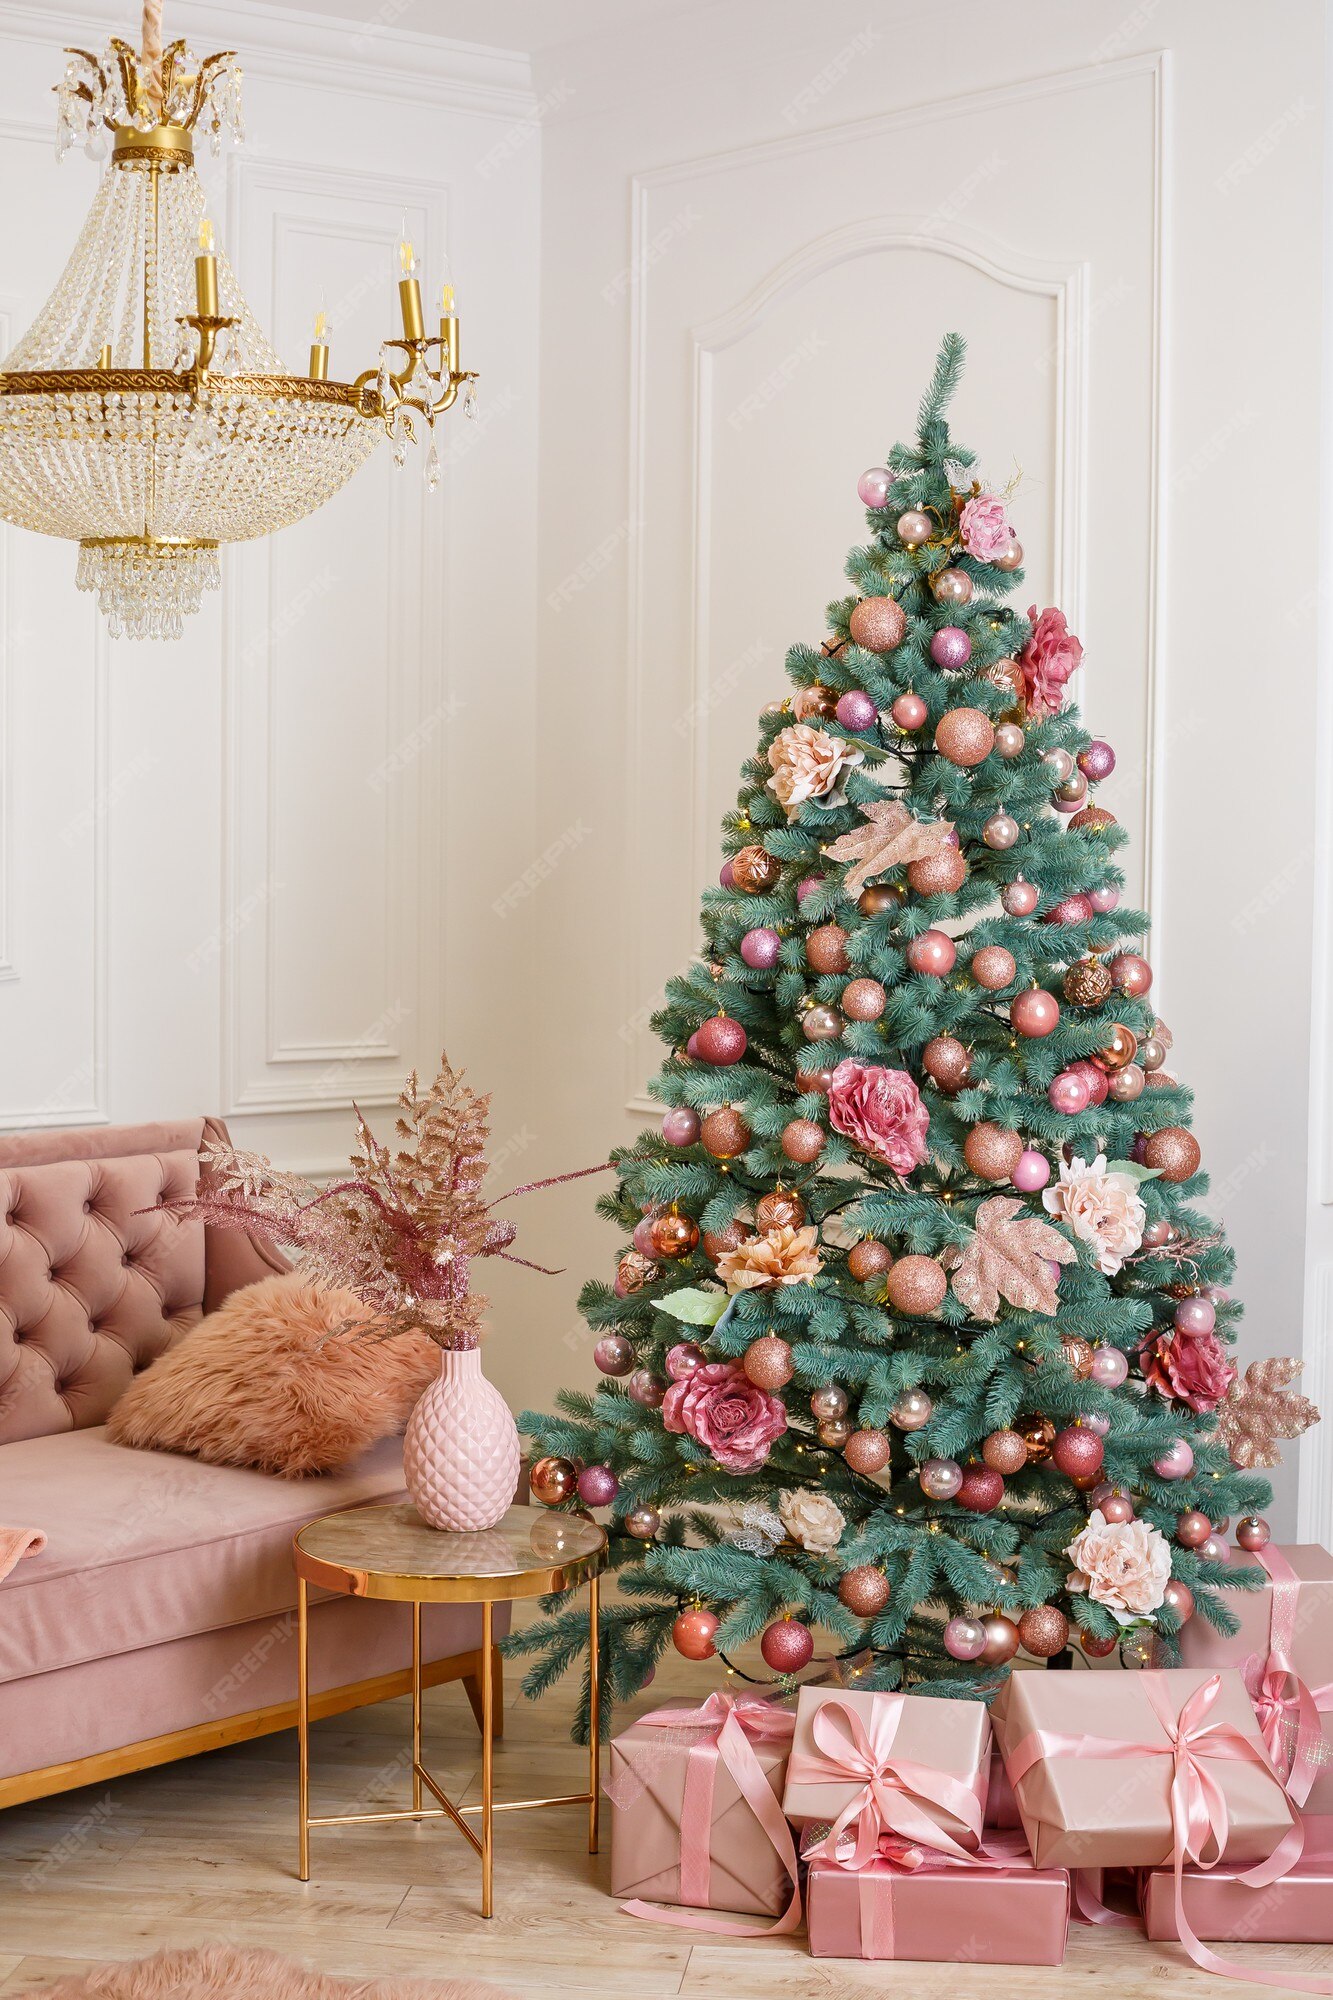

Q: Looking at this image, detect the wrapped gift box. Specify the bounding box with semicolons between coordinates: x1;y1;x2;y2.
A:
1140;1817;1333;1943
986;1745;1023;1830
990;1666;1295;1871
782;1685;990;1853
1179;1543;1333;1811
807;1848;1069;1962
608;1694;796;1919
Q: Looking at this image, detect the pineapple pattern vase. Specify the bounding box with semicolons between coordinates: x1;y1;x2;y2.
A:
403;1345;520;1531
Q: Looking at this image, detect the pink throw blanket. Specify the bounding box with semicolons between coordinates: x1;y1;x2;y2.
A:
0;1525;45;1582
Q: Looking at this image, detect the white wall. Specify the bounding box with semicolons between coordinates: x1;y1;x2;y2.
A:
528;0;1326;1532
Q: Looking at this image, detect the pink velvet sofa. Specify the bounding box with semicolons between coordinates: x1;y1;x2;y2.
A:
0;1117;502;1810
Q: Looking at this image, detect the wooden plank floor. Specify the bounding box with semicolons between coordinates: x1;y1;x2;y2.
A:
1;1606;1330;1998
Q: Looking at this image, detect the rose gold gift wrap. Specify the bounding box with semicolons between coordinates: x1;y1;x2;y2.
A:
807;1849;1070;1963
1140;1817;1333;1944
1179;1544;1333;1812
990;1666;1295;1870
781;1686;990;1856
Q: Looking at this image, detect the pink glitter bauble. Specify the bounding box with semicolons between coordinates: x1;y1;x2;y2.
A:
1052;1427;1104;1479
1079;739;1116;782
1013;1149;1051;1192
934;707;994;767
849;596;907;653
662;1107;700;1147
1049;1069;1090;1115
836;689;878;730
890;691;928;731
760;1618;815;1672
1011;988;1060;1038
1089;881;1121;914
740;926;782;969
907;928;957;977
943;1615;987;1661
696;1015;747;1065
797;875;823;903
577;1464;619;1507
1043;893;1094;926
957;1465;1005;1513
1002;878;1039;917
930;626;973;671
858;465;894;509
1154;1438;1195;1480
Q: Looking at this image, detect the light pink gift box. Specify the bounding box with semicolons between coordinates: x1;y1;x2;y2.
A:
781;1684;990;1851
807;1849;1069;1963
1139;1816;1333;1943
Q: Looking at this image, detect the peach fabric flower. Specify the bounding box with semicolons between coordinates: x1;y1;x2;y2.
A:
715;1223;822;1294
1041;1153;1145;1275
662;1360;787;1474
827;1060;930;1175
766;724;863;817
1066;1508;1172;1624
779;1488;846;1553
958;491;1013;563
1019;604;1083;717
1140;1327;1237;1414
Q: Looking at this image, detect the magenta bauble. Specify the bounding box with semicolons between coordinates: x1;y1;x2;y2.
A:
858;465;894;509
1013;1149;1052;1192
907;929;957;977
662;1106;700;1147
594;1334;634;1377
760;1618;815;1673
577;1464;619;1507
1154;1437;1195;1480
835;688;878;730
890;691;928;731
1049;1069;1090;1115
930;625;973;670
943;1615;987;1661
1011;988;1060;1038
1001;878;1039;917
1078;739;1116;781
740;926;782;970
695;1015;747;1064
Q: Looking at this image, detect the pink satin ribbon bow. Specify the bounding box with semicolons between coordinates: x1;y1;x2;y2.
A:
1243;1545;1333;1809
618;1691;801;1937
786;1693;985;1871
1008;1671;1330;1992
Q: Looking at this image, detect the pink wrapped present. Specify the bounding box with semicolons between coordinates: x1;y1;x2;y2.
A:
807;1831;1069;1963
608;1691;800;1935
1140;1817;1333;1945
1180;1544;1333;1811
782;1685;990;1865
986;1744;1023;1829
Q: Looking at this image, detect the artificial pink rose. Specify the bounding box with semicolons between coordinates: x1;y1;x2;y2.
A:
1139;1327;1237;1414
1066;1508;1172;1624
1018;604;1083;717
662;1360;787;1474
827;1060;930;1175
958;491;1014;563
1041;1153;1145;1275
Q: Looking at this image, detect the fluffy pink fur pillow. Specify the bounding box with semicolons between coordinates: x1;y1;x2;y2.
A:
107;1271;439;1477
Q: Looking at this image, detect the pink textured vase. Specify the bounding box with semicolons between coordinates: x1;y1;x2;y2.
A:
403;1346;520;1532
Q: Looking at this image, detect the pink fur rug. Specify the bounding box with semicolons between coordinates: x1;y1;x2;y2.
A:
14;1945;517;2000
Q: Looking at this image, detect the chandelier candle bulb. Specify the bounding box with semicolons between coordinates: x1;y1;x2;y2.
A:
195;216;218;318
398;236;426;342
308;310;329;382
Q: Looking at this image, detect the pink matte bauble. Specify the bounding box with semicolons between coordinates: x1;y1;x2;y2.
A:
1002;878;1039;917
1011;988;1060;1038
850;596;907;652
994;539;1023;572
1100;1494;1135;1524
907;929;957;977
842;976;888;1021
970;945;1017;990
957;1465;1005;1513
930;626;973;671
919;1457;963;1501
760;1619;815;1673
1202;1535;1231;1565
836;689;878;731
1236;1516;1271;1552
943;1615;987;1661
1089;882;1121;914
1090;1345;1129;1389
662;1107;701;1147
1109;1063;1145;1102
1176;1510;1212;1548
672;1608;719;1659
1049;1069;1090;1115
934;707;994;766
577;1464;619;1507
719;861;735;889
891;691;928;731
686;1032;700;1058
1079;739;1116;782
666;1341;707;1381
895;509;931;548
1154;1438;1194;1480
1013;1149;1051;1192
858;465;894;509
1043;893;1094;926
1111;952;1153;998
740;927;782;969
1174;1295;1216;1336
1163;1579;1195;1624
980;1615;1021;1666
594;1334;634;1377
696;1015;747;1065
1052;1428;1104;1479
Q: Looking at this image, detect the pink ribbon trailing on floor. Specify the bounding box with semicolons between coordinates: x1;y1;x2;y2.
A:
618;1691;802;1937
1242;1544;1333;1808
786;1692;984;1871
1007;1671;1333;1991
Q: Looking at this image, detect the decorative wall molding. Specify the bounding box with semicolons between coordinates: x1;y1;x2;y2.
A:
1298;1263;1333;1542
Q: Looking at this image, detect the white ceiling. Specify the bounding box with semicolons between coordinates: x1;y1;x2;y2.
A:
267;0;703;55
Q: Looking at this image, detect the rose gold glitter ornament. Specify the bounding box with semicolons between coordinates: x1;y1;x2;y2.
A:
935;707;995;767
743;1334;794;1389
1143;1126;1201;1182
922;1034;971;1094
847;1238;893;1282
702;1220;749;1262
1018;1605;1069;1658
806;923;851;973
971;945;1017;991
849;595;907;652
907;847;969;896
700;1106;750;1158
983;1429;1029;1474
782;1118;826;1163
842;976;887;1021
844;1428;891;1475
963;1122;1024;1183
839;1564;892;1616
886;1256;947;1315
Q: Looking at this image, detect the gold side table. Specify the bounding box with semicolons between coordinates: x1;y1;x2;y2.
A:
293;1501;607;1917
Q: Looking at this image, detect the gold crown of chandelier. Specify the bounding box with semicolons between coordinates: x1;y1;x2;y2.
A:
0;1;478;640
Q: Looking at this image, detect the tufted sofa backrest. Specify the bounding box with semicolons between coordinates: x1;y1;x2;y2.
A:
0;1118;257;1445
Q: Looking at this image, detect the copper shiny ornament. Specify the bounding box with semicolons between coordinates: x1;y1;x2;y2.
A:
963;1122;1024;1183
1143;1126;1201;1182
799;683;839;720
847;1237;893;1282
1091;1023;1138;1071
1080;1629;1119;1659
1019;1415;1057;1463
700;1106;750;1158
844;1427;891;1475
743;1334;794;1389
982;1428;1029;1474
1059;1335;1095;1379
849;594;907;651
934;707;995;767
838;1565;892;1616
859;883;904;917
842;976;887;1021
671;1607;719;1658
756;1189;806;1231
731;844;781;894
922;1034;971;1094
907;846;968;896
650;1211;700;1259
1017;1604;1069;1658
806;923;851;973
885;1255;947;1315
818;1415;852;1448
781;1117;826;1163
529;1455;578;1506
979;1614;1020;1666
802;1003;843;1042
615;1250;658;1294
796;1063;836;1096
1064;956;1114;1008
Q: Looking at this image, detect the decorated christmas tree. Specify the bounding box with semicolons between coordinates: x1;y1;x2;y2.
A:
508;335;1316;1728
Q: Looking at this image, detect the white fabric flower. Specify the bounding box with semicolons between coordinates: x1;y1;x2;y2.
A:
766;724;864;818
1042;1152;1146;1275
779;1487;846;1554
1066;1508;1172;1625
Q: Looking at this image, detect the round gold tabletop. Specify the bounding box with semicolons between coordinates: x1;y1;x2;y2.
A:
294;1502;607;1604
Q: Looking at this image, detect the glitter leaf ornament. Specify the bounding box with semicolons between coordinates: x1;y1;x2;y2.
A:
950;1196;1077;1320
1215;1356;1320;1468
824;799;957;898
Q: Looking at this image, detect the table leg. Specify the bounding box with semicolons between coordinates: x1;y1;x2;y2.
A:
297;1576;310;1882
588;1572;600;1855
481;1598;494;1918
412;1600;423;1814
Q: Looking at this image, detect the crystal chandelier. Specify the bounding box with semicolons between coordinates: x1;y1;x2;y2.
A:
0;2;477;640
